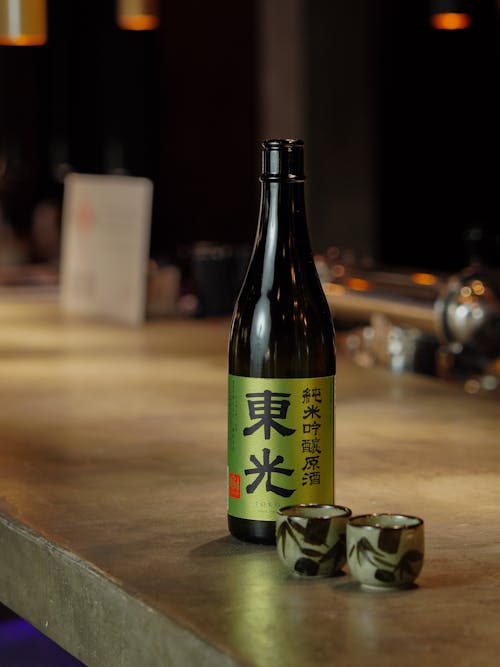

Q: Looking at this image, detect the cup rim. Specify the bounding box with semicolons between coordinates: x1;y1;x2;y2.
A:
277;503;352;519
348;512;424;530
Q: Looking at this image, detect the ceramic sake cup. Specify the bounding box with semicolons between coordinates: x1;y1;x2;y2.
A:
347;513;424;589
276;504;352;577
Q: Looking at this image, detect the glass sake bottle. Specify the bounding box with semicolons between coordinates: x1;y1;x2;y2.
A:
228;139;336;544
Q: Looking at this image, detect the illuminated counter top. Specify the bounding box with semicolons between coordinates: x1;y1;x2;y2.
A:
0;291;499;666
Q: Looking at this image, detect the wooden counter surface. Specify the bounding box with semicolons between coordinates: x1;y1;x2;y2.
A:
0;293;499;666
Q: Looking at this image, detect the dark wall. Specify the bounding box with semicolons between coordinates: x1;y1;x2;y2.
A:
304;0;499;271
378;0;499;271
305;0;379;259
0;0;258;260
155;0;258;257
0;0;497;272
0;42;48;236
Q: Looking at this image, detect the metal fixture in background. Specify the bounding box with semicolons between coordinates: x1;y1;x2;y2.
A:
116;0;159;31
0;0;46;46
321;249;500;393
325;265;500;358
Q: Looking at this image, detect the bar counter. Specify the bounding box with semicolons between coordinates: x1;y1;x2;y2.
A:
0;290;499;666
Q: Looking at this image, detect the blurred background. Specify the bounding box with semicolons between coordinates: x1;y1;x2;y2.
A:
0;0;498;283
0;2;498;663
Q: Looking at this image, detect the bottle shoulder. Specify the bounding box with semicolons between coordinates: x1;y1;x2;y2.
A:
229;285;335;378
229;210;335;377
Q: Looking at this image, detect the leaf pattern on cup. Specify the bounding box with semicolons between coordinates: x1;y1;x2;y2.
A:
276;519;301;558
374;568;395;583
377;528;401;554
277;517;347;576
350;537;423;585
319;533;346;572
294;557;319;576
396;550;423;578
286;517;330;546
304;519;330;545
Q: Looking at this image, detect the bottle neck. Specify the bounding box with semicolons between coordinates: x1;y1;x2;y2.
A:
258;179;310;243
256;180;312;293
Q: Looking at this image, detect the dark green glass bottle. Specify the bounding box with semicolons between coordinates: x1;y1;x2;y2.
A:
227;139;336;544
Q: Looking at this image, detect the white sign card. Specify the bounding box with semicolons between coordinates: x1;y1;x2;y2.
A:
60;173;153;325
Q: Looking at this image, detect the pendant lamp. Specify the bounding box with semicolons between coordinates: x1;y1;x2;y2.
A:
116;0;159;31
430;0;472;30
0;0;46;46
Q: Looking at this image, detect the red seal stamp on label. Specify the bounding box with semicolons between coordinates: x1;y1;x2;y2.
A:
229;473;240;499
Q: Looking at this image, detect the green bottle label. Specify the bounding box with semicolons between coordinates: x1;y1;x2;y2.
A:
228;375;334;521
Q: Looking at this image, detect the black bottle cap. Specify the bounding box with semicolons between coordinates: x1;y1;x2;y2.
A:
261;139;305;182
